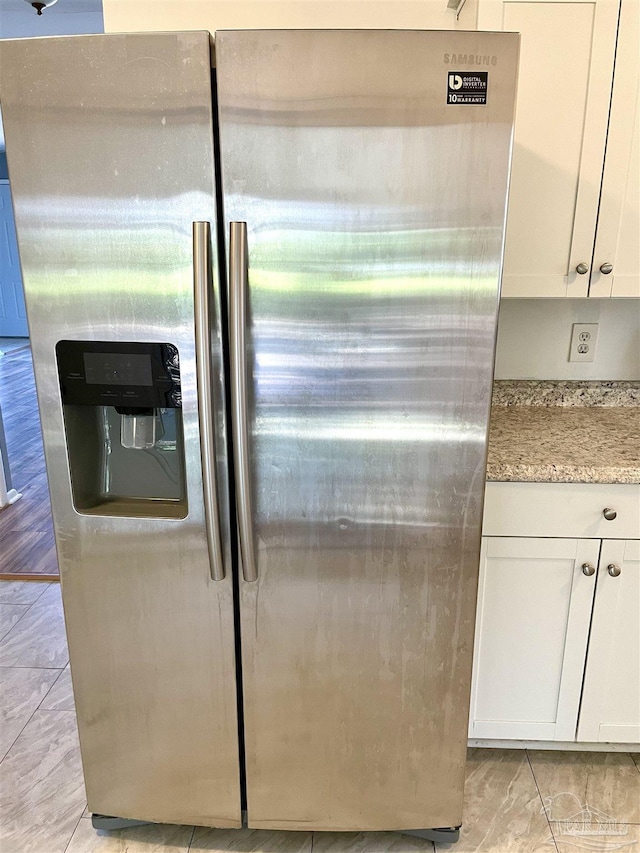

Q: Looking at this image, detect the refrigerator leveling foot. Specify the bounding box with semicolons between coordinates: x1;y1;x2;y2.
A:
401;826;461;843
91;814;152;831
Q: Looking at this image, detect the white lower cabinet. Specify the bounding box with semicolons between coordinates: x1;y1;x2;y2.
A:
577;539;640;743
470;534;640;745
470;537;599;741
473;483;640;747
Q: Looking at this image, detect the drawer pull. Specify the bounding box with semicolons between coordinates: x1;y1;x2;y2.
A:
607;563;621;578
582;562;596;577
602;507;617;521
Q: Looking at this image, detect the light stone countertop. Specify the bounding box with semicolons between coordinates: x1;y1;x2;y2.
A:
486;381;640;484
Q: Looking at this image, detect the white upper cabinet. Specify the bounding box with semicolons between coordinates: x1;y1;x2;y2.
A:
589;0;640;297
478;0;621;297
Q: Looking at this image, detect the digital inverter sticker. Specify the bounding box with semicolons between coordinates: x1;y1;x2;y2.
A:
447;72;488;105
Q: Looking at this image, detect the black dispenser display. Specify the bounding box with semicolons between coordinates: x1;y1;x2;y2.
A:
56;341;187;518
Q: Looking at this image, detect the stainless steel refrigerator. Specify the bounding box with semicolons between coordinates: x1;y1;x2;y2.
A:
0;30;518;840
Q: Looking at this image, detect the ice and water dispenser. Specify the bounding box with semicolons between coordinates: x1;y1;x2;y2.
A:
56;341;187;518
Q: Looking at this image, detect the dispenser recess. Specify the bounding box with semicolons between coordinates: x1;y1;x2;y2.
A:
56;341;187;519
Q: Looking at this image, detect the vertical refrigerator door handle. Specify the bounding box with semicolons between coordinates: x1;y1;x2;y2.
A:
229;221;258;582
193;221;225;581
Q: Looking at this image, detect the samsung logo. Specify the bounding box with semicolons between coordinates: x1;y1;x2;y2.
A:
444;53;498;67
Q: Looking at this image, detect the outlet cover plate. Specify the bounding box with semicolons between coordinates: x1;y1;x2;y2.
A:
569;323;599;362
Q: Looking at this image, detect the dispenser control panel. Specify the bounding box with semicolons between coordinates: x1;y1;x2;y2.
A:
56;341;181;408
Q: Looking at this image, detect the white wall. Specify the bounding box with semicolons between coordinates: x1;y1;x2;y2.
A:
0;3;103;38
102;0;476;33
494;299;640;380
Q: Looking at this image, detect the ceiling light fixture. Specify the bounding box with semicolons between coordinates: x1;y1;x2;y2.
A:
23;0;59;15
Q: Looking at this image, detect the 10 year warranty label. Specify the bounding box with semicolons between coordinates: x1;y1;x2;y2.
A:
447;71;488;105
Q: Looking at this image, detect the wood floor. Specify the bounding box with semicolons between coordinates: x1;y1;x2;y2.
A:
0;347;59;576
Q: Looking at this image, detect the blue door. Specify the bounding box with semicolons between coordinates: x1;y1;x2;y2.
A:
0;182;28;337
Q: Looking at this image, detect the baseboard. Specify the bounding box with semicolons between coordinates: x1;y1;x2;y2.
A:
469;738;640;752
0;487;22;509
0;573;59;582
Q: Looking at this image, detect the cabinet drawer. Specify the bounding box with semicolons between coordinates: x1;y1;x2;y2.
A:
483;482;640;539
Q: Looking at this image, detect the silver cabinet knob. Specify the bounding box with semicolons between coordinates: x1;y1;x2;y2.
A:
599;262;613;275
603;507;617;521
582;562;596;577
575;262;589;275
607;563;621;578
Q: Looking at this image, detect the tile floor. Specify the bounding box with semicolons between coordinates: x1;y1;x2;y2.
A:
0;578;638;853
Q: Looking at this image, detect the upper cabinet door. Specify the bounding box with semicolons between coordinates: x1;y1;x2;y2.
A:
589;0;640;297
479;0;620;297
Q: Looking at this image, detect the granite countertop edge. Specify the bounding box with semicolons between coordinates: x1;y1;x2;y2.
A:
487;380;640;486
486;464;640;485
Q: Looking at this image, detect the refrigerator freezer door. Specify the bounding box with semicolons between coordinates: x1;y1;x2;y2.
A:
217;30;518;831
0;33;242;826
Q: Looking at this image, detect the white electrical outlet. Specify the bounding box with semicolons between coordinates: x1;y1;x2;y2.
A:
569;323;599;362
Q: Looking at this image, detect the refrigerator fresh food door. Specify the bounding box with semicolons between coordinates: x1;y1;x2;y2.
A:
216;29;519;831
0;33;242;827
